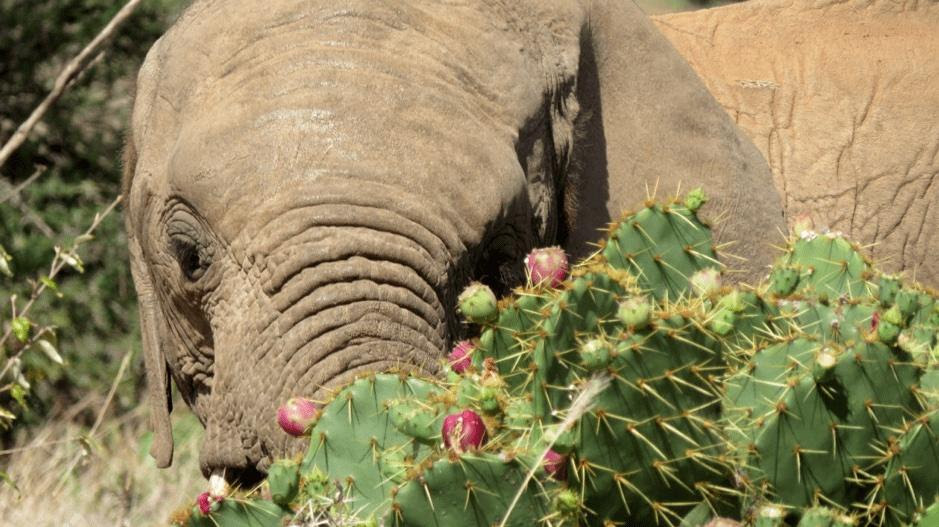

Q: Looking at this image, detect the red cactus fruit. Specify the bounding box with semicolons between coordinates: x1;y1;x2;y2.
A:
448;340;475;374
442;410;487;452
277;397;320;437
196;491;222;515
543;449;567;480
524;247;569;287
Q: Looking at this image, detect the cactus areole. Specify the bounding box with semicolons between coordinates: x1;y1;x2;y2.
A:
441;410;487;452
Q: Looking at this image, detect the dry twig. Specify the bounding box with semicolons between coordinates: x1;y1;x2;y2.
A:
498;374;612;527
0;0;144;172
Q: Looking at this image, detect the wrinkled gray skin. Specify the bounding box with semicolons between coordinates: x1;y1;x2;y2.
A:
124;0;783;484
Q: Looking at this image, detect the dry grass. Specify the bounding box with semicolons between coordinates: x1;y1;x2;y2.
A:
0;405;203;527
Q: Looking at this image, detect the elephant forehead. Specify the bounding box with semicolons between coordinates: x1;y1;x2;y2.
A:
136;0;584;240
165;102;528;242
155;0;560;136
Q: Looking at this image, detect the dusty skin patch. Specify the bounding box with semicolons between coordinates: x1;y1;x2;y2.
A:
655;0;939;285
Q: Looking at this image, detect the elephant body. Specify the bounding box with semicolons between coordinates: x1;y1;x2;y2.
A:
126;0;936;485
655;0;939;282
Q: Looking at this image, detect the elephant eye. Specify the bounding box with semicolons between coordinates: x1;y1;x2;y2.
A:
170;235;211;282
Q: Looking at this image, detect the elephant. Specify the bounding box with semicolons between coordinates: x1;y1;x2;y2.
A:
123;0;935;487
653;0;939;284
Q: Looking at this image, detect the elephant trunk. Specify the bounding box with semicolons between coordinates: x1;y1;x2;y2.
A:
196;188;469;481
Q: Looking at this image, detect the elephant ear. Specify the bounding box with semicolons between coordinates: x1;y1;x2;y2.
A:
128;228;175;468
566;0;785;280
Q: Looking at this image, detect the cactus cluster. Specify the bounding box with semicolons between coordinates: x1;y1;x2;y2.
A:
175;191;939;527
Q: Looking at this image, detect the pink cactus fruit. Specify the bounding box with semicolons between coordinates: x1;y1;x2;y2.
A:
277;397;320;437
448;340;475;373
524;247;568;287
543;449;567;480
442;410;487;452
196;491;222;515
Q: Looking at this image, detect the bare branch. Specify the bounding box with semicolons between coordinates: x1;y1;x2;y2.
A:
0;165;46;204
0;0;144;172
0;166;55;237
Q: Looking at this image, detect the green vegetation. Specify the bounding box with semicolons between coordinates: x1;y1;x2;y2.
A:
0;0;187;435
0;1;195;521
182;191;938;526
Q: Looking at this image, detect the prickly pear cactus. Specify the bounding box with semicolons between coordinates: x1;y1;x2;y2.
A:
721;231;939;527
174;190;939;527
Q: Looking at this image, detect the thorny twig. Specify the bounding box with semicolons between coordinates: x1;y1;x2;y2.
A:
0;195;122;391
0;0;144;172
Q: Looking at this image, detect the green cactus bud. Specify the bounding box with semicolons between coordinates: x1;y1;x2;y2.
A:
617;296;651;329
718;290;746;313
709;307;736;335
754;505;788;527
791;213;815;237
553;489;581;519
579;338;612;371
879;275;902;306
684;188;708;213
458;282;499;323
379;448;409;484
897;331;931;363
298;467;332;502
878;306;903;343
664;312;686;328
797;507;834;527
812;347;838;384
456;377;480;407
770;265;800;296
504;397;534;429
896;289;920;319
477;386;501;414
266;459;300;506
388;399;439;444
690;267;722;297
883;304;903;326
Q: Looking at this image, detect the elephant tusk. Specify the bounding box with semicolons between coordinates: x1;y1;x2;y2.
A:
208;471;228;497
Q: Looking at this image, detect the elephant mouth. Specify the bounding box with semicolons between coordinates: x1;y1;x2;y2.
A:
202;353;438;489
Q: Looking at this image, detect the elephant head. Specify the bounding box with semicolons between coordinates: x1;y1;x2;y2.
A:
123;0;783;484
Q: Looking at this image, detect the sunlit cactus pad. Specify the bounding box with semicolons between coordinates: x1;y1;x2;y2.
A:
174;191;939;527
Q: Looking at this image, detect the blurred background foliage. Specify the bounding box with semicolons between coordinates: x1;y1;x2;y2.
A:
0;0;188;440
